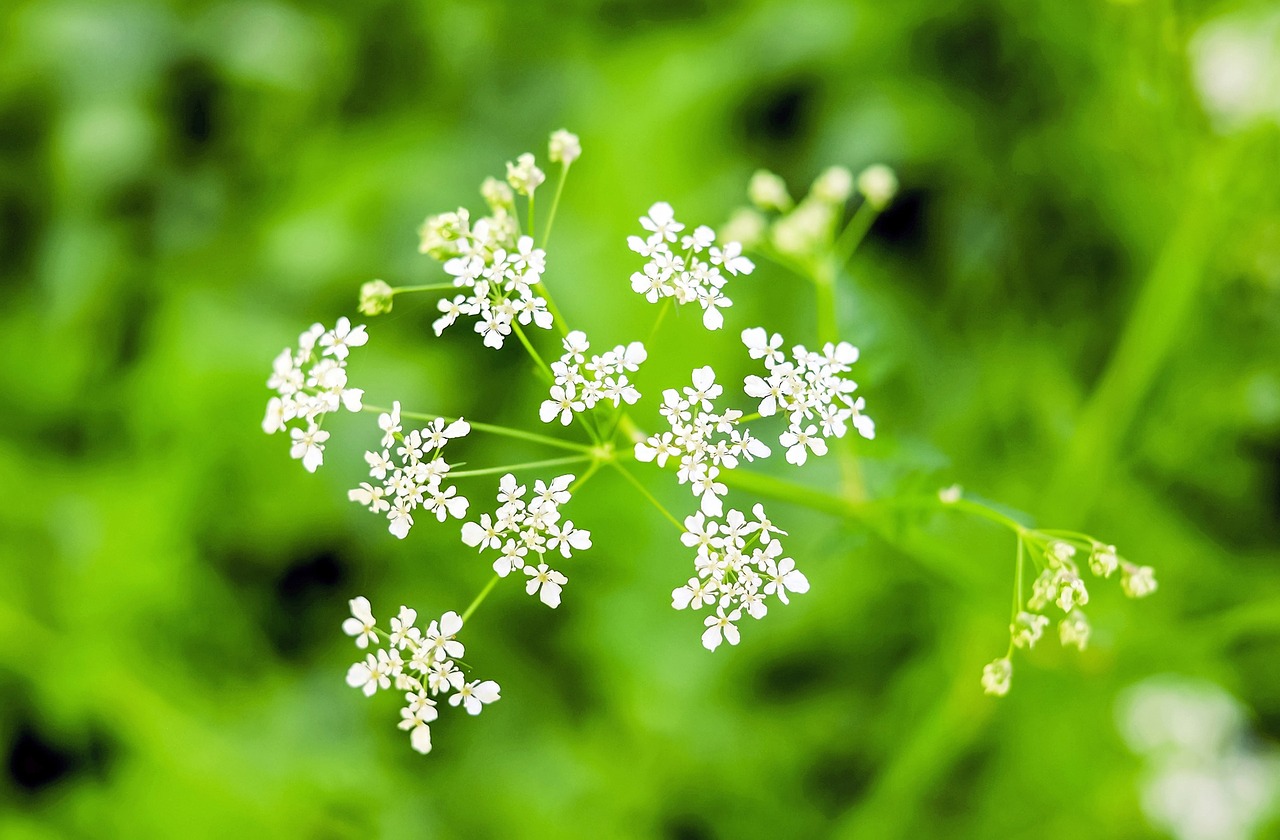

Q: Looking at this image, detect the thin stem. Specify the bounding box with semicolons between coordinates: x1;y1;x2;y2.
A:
944;497;1030;536
527;193;536;244
361;405;593;453
391;282;458;295
833;200;880;266
646;299;673;343
814;258;839;346
1013;536;1026;621
569;458;604;493
541;165;570;249
510;321;555;383
460;575;501;624
612;462;684;532
448;454;594;479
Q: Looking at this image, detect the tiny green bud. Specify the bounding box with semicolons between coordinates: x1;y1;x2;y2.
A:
811;165;855;204
719;207;766;249
857;164;898;210
748;169;793;212
481;177;515;212
358;279;395;316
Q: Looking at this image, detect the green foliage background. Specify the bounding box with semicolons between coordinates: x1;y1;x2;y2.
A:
2;0;1279;837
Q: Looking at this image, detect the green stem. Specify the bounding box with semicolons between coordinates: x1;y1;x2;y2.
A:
943;497;1030;536
361;405;592;453
541;164;569;249
646;298;673;343
814;258;839;346
448;454;594;479
612;463;684;532
833;200;880;266
392;282;458;295
460;575;501;624
510;321;555;383
526;193;536;244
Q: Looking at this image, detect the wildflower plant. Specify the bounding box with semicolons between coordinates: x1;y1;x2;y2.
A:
262;131;1157;754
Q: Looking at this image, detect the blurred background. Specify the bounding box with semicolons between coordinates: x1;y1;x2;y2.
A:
2;0;1279;837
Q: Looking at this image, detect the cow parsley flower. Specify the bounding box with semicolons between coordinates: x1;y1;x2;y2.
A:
342;598;500;755
1059;610;1091;651
540;330;646;425
548;129;581;166
982;657;1013;696
635;366;771;515
741;327;875;463
506;152;546;196
460;473;590;607
669;503;806;651
349;403;471;538
263;319;367;472
987;530;1156;696
414;151;563;349
628;202;754;330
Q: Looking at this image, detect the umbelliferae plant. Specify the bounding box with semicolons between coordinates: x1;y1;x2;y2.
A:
262;130;1157;754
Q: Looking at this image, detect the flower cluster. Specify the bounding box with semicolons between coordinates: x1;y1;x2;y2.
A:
540;330;647;425
670;504;808;650
460;473;591;608
628;202;755;330
262;318;368;472
634;366;772;516
348;402;471;539
741;327;875;464
982;535;1158;696
343;597;500;754
721;164;896;261
432;233;554;349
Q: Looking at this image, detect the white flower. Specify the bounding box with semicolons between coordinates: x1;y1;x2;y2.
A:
672;577;716;610
640;202;684;243
319;316;369;360
1059;610;1090;651
389;606;421;650
981;658;1012;697
748;170;792;212
424;611;465;662
1122;564;1158;598
506;152;545;195
780;425;827;466
546;520;591;558
289;426;329;473
709;241;754;276
407;724;433;754
1090;544;1119;578
449;679;501;715
857;164;898;210
741;329;873;459
342;596;378;648
540;383;585;425
1011;611;1049;649
524;563;568;608
701;607;742;651
264;320;368;470
762;556;809;605
346;652;391;697
628;203;747;330
548;129;581;166
379;402;402;448
1055;574;1089;613
811;166;854;204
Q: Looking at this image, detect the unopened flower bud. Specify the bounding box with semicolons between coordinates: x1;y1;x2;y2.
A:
548;129;581;166
857;164;898;210
748;169;793;212
811;165;854;204
358;279;395;316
